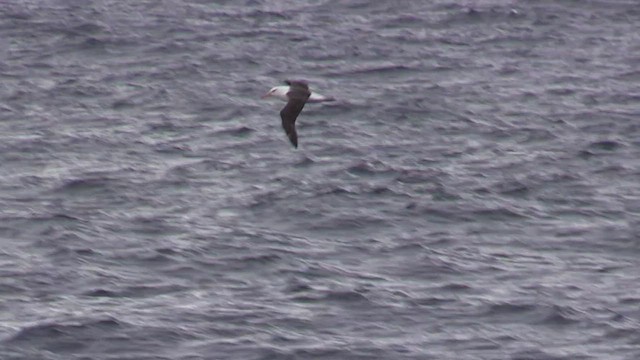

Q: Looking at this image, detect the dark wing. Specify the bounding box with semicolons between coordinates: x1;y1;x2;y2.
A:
280;80;311;148
280;99;306;148
280;81;311;148
284;80;309;90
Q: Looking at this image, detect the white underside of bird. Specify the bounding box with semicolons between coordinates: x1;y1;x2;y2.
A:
262;85;335;103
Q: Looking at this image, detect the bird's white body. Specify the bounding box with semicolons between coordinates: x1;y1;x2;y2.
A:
263;86;335;103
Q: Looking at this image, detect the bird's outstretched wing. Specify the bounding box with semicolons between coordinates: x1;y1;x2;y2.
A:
280;81;311;148
280;99;306;148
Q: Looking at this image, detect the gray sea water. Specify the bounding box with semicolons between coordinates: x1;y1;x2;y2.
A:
1;1;639;359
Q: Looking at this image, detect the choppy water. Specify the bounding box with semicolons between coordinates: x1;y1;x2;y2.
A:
1;1;639;359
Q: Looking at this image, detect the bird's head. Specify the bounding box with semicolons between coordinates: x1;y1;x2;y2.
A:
261;86;289;101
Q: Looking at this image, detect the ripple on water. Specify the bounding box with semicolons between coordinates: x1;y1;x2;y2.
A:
6;317;123;352
2;1;640;359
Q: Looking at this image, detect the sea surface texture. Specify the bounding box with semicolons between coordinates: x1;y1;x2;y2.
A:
1;1;639;359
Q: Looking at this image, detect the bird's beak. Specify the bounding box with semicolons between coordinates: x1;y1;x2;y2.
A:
261;92;270;99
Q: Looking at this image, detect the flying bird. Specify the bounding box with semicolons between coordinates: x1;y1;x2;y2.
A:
261;80;334;148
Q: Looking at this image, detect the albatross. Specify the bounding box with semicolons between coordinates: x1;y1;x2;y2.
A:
261;80;335;148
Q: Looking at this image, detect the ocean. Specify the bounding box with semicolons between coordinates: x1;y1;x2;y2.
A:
1;1;639;359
